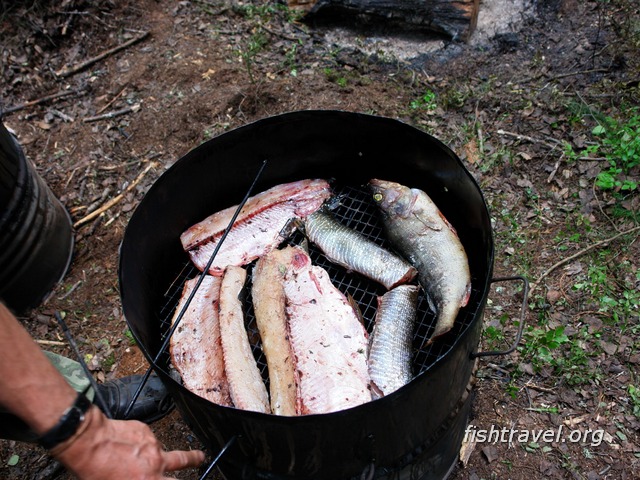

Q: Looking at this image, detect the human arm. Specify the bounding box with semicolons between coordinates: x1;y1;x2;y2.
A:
0;302;205;479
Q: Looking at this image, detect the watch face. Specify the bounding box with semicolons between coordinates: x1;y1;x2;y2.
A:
69;406;86;424
39;394;91;449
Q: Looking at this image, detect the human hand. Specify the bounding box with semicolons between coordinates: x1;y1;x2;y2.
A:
51;406;205;480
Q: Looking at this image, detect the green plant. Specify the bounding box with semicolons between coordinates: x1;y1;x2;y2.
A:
102;352;116;371
237;30;268;85
593;111;640;191
521;325;570;368
566;107;640;193
124;328;137;346
629;385;640;418
283;41;301;76
572;259;640;330
441;88;468;110
483;324;505;348
323;67;348;87
410;89;437;111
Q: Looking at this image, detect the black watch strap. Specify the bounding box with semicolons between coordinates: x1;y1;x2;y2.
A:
38;390;93;450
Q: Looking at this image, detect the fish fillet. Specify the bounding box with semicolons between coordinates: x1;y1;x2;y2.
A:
251;246;299;416
370;179;471;342
283;249;371;415
169;275;232;406
219;266;270;413
304;210;417;289
181;179;331;275
368;285;419;398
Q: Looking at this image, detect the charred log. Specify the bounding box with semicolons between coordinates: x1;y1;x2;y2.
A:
288;0;480;41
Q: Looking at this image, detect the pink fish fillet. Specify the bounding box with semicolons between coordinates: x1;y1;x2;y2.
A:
169;275;232;406
219;266;270;413
180;179;332;275
283;248;371;415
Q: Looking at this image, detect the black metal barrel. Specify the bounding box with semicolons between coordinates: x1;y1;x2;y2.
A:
0;121;74;314
120;111;496;480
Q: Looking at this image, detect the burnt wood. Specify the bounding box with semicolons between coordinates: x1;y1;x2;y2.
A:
290;0;480;41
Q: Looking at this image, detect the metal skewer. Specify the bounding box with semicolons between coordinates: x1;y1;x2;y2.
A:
123;159;268;418
54;311;112;418
198;435;238;480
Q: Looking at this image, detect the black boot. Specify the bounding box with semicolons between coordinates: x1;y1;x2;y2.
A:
96;373;174;424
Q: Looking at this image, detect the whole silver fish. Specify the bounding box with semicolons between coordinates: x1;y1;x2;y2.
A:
368;284;419;398
369;179;471;341
304;210;417;290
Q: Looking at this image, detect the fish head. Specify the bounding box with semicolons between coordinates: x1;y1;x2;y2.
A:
369;179;416;218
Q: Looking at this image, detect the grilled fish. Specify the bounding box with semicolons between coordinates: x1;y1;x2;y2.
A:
181;179;331;275
283;247;371;414
304;210;417;290
219;265;270;413
368;284;419;397
369;179;471;341
251;246;299;416
169;275;232;406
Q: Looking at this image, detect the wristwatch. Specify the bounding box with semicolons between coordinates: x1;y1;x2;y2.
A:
38;391;93;450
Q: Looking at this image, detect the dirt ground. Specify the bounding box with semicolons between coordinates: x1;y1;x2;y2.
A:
1;0;639;479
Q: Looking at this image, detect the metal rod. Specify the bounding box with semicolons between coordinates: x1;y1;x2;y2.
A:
124;159;269;417
198;436;238;480
54;311;113;418
360;462;375;480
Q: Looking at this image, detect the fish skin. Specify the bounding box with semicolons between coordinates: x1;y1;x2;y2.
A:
283;248;371;415
368;284;419;398
181;179;331;275
251;246;299;416
219;266;270;413
169;275;232;406
369;179;471;341
304;210;417;290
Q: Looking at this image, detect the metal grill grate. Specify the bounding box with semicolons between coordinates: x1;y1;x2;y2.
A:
157;182;483;383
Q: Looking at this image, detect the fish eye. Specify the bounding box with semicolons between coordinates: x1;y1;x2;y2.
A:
373;193;383;202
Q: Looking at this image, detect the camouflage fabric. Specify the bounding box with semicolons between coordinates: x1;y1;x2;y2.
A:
43;351;96;402
0;352;95;441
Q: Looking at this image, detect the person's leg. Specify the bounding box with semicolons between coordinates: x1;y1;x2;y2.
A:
0;352;174;442
43;351;96;400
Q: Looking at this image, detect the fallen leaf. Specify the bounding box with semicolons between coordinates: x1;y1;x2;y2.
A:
564;262;583;275
201;68;216;80
482;445;498;463
600;341;618;356
464;139;480;165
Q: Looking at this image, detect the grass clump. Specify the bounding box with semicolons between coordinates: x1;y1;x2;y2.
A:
565;106;640;194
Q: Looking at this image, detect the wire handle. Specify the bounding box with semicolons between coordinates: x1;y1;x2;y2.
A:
471;275;529;359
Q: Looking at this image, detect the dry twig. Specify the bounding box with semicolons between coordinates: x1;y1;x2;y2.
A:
497;129;563;150
524;382;556;394
35;339;67;346
55;31;150;78
2;90;80;114
97;87;127;115
532;225;640;292
83;104;140;123
73;162;156;228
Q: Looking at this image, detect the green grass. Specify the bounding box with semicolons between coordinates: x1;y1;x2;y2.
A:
629;385;640;418
564;106;640;194
409;89;437;112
